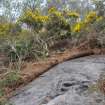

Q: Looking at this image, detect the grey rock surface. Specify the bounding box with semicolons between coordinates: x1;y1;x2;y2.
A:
10;55;105;105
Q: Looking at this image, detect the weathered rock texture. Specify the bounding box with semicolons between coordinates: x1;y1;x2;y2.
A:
10;55;105;105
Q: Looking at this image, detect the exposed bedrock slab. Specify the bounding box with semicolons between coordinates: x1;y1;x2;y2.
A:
10;55;105;105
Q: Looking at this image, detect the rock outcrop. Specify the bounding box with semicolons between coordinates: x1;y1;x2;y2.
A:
10;55;105;105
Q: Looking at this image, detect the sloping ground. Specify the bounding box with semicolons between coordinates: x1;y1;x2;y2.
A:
3;47;94;95
10;55;105;105
1;47;105;102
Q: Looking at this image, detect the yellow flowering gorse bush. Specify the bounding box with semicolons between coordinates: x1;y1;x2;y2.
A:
96;16;103;22
85;11;97;24
0;22;21;38
47;7;71;34
0;23;9;37
19;9;49;31
72;11;102;33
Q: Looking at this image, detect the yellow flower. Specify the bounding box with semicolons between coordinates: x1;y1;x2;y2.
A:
67;11;79;18
48;7;57;13
96;16;103;22
35;16;49;23
73;23;81;32
85;11;97;24
72;22;85;32
87;12;96;18
54;11;62;17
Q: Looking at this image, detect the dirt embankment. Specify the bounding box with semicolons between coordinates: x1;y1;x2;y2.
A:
19;48;105;84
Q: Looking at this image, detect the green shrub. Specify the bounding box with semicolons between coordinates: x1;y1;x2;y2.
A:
3;34;48;62
0;71;21;88
0;98;13;105
0;71;21;105
93;17;105;32
0;22;21;39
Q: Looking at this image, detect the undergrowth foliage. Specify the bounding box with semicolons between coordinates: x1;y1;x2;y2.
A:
0;8;105;65
0;8;105;67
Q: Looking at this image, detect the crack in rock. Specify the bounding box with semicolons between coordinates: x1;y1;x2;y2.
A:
40;73;92;105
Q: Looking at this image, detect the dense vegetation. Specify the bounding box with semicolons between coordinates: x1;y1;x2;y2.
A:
0;0;105;104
